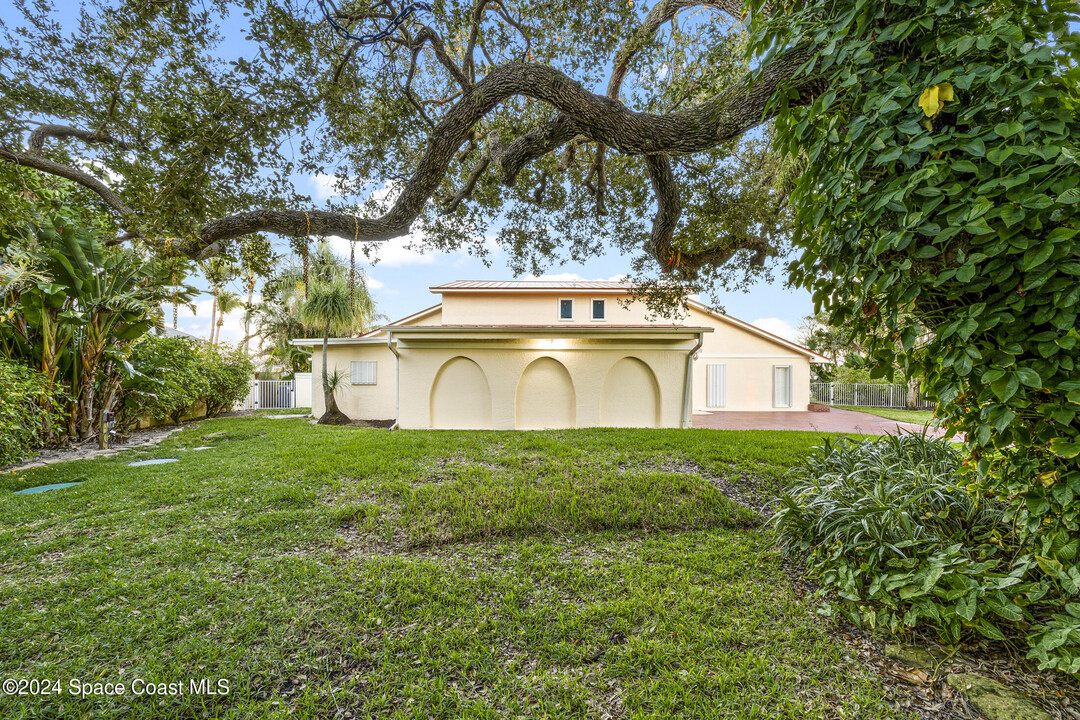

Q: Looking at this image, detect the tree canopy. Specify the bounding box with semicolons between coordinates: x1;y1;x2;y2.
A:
1;0;797;296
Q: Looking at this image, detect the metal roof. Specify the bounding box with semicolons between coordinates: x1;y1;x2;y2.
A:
431;280;632;291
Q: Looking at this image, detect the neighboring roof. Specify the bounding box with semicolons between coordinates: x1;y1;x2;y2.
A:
157;325;200;340
686;299;833;364
431;280;631;292
291;336;391;346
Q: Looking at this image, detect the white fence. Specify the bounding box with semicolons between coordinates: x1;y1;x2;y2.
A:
293;373;312;408
239;379;295;410
811;382;936;409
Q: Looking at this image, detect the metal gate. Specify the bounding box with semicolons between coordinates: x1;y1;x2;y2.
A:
239;380;295;410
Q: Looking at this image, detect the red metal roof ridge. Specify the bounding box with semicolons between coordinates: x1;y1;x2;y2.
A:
430;280;633;290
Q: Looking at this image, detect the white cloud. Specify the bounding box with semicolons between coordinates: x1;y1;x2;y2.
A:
365;275;385;290
326;231;437;268
309;174;340;203
751;317;800;343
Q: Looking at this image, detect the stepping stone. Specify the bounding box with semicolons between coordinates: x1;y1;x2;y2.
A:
268;414;307;419
192;446;214;451
946;673;1052;720
14;481;83;495
885;644;937;669
128;458;179;467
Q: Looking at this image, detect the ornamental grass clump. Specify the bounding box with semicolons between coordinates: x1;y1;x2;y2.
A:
772;432;1080;674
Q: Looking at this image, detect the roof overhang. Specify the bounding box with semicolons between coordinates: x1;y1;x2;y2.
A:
290;337;389;347
686;299;834;364
383;325;712;342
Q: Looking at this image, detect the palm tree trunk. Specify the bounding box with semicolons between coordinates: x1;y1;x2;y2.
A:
244;273;255;354
318;324;348;425
209;282;219;346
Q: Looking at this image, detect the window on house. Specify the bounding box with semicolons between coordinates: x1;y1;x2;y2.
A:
591;299;606;320
559;298;573;320
773;365;792;408
350;361;377;385
707;364;726;408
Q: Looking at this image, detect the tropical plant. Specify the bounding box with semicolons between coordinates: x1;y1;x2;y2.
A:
772;434;1079;673
201;342;255;417
120;334;209;425
749;0;1080;671
299;277;360;425
212;290;244;346
254;242;378;374
0;213;198;444
0;357;63;465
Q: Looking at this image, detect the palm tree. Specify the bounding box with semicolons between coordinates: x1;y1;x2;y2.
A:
253;241;379;373
213;290;243;346
299;278;357;425
201;257;237;345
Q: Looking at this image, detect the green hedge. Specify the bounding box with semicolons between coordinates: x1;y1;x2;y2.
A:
121;336;255;427
0;358;61;466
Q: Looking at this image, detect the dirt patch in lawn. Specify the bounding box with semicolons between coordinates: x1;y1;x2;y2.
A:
616;458;772;515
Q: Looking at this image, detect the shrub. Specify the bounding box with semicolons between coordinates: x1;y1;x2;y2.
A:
201;343;255;417
122;335;208;425
0;358;62;465
749;0;1080;645
772;433;1080;674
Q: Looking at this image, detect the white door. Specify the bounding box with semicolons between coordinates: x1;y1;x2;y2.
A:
773;365;792;408
707;364;726;408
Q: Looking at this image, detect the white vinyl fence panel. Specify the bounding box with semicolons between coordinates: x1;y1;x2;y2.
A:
238;379;296;410
293;373;312;408
810;382;936;409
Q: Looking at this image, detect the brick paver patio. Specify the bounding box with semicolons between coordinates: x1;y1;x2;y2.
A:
692;408;946;437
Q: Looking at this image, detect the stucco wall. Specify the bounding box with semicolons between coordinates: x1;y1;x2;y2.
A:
394;339;693;430
311;344;397;421
306;290;820;425
440;292;690;326
688;305;812;412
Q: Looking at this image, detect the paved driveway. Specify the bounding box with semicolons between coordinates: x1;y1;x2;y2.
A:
693;408;945;437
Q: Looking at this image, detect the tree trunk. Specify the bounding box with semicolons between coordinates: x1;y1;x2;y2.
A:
244;273;255;354
906;376;921;410
209;282;218;345
317;325;349;425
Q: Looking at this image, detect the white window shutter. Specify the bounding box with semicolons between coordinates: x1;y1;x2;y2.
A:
773;366;791;407
350;361;376;385
707;364;726;408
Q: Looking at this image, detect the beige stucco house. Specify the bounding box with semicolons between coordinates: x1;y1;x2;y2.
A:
292;280;830;430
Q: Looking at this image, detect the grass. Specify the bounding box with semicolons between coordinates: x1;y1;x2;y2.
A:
247;407;312;416
834;405;937;425
0;419;910;719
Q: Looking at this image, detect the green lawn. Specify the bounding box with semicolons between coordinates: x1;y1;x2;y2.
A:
834;405;937;425
0;419;908;719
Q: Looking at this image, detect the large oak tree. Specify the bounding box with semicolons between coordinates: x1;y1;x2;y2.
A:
1;0;804;296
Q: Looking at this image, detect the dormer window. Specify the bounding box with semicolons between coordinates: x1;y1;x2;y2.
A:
591;299;606;321
559;298;574;321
